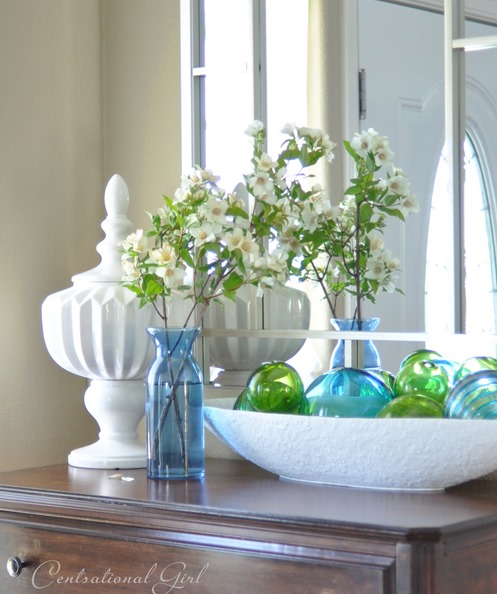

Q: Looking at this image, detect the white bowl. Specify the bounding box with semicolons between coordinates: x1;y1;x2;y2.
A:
204;398;497;491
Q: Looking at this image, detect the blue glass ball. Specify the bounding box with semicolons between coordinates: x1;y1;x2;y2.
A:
445;370;497;419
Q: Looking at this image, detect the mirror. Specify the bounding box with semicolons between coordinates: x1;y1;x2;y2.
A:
196;0;497;380
355;0;497;368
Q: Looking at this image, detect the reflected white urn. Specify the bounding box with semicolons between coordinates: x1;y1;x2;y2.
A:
42;174;160;469
204;285;311;386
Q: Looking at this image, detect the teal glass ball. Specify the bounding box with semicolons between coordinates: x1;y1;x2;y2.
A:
367;369;396;392
305;368;393;418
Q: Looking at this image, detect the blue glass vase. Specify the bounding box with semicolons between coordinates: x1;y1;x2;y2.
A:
330;317;381;370
146;327;205;480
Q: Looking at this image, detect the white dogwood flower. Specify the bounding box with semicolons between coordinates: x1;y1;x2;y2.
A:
400;193;420;216
155;265;186;289
121;258;140;280
388;173;410;196
351;129;378;157
384;251;401;272
301;202;320;232
238;231;260;262
224;227;244;251
365;253;388;282
200;198;228;225
190;222;216;247
247;171;274;197
245;120;264;137
255;153;278;172
149;244;177;267
121;229;148;254
374;145;395;167
368;231;385;254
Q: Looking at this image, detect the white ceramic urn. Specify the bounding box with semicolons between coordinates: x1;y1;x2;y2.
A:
41;175;160;469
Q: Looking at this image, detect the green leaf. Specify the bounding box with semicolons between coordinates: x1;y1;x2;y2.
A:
162;194;174;209
223;271;244;293
232;248;247;275
227;206;249;219
201;241;222;257
343;140;360;163
344;185;362;196
376;206;405;221
279;147;301;161
299;145;311;167
143;276;164;298
121;283;143;297
222;290;237;303
179;247;195;269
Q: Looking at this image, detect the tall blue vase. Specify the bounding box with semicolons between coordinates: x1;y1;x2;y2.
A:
329;318;381;370
146;327;205;480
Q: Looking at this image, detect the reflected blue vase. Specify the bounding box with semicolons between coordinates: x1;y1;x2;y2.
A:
146;327;205;480
330;317;381;370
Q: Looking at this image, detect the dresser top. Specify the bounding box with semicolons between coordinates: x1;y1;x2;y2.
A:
0;459;497;539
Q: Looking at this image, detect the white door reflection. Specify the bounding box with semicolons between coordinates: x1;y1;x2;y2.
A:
426;135;497;359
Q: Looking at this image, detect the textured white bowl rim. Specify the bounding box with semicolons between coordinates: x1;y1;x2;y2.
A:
204;398;497;492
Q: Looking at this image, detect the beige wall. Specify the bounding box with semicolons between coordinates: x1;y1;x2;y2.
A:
0;0;182;471
102;0;182;228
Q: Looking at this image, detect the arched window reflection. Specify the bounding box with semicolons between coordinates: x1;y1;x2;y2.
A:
426;135;497;356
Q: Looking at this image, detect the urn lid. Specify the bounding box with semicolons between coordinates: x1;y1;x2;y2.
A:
72;174;133;284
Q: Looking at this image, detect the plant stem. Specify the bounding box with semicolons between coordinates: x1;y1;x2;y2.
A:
152;329;190;474
355;199;362;323
310;260;337;319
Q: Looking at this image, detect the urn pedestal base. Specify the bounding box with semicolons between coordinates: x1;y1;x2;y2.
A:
68;379;146;470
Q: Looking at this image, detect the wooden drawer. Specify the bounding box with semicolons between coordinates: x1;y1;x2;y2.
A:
0;521;395;594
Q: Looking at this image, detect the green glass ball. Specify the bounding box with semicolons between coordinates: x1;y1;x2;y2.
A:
399;349;443;369
377;394;443;418
246;361;305;414
233;389;255;411
394;360;450;405
455;356;497;383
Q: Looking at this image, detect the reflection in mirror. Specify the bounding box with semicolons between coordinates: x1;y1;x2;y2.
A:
194;0;497;388
198;0;319;388
202;0;254;191
426;136;497;360
200;0;308;187
423;12;497;362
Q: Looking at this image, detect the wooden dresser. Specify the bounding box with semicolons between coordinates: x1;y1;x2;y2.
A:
2;458;497;593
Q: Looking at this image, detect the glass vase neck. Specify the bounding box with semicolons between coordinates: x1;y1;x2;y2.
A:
330;317;380;332
146;327;201;355
329;317;381;370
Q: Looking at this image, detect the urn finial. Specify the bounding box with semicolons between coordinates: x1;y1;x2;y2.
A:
72;173;133;283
